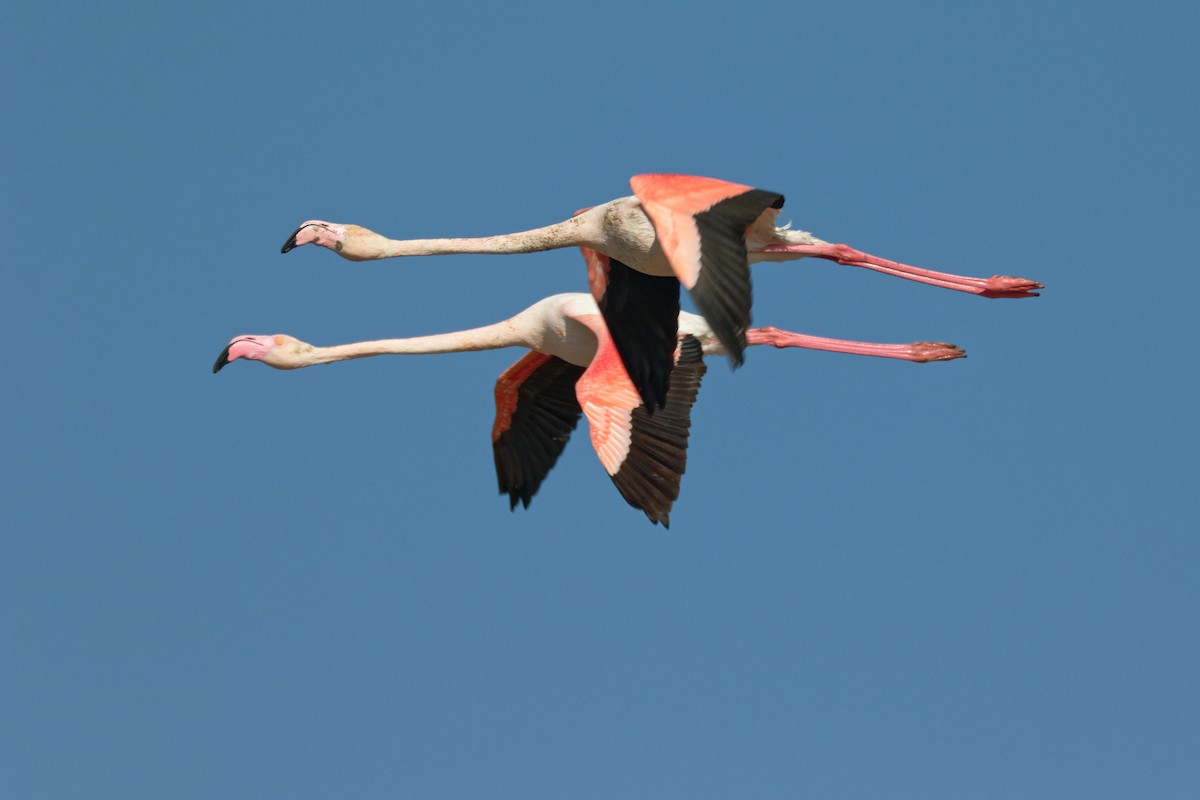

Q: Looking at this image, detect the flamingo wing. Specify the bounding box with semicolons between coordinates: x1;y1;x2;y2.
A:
576;334;707;528
492;351;586;510
581;246;680;412
630;173;783;368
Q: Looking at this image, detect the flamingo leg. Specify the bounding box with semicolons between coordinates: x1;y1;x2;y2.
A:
754;243;1042;298
746;327;966;363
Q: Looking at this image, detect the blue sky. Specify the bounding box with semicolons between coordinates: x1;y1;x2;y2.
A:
4;1;1198;797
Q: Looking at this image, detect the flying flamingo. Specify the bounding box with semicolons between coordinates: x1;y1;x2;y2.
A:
281;173;1039;409
213;291;965;526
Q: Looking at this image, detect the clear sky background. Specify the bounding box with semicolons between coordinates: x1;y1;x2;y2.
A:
4;1;1198;797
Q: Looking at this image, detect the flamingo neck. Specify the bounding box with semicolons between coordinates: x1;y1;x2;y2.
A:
371;216;589;258
303;323;530;365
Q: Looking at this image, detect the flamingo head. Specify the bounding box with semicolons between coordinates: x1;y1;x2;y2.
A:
213;334;309;373
281;220;379;260
281;220;347;253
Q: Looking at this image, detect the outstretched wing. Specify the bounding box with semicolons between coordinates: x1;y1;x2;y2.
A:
580;245;679;413
576;334;707;528
630;173;783;369
492;351;586;510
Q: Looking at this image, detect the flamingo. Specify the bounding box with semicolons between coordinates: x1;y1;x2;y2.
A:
281;173;1039;409
213;291;965;526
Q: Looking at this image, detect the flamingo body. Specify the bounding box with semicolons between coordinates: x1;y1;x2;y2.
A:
216;293;705;526
214;292;965;525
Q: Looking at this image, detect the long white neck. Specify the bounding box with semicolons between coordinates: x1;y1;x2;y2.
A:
367;216;591;258
300;321;531;366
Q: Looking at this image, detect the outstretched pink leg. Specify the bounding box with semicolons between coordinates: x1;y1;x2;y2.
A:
746;327;966;363
754;242;1042;298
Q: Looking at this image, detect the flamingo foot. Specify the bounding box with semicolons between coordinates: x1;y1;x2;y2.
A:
978;275;1044;299
908;342;967;362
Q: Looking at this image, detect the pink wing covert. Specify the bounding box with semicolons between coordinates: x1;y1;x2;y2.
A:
631;173;757;289
630;173;783;368
574;313;706;527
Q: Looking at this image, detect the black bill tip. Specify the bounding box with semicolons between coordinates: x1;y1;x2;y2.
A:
281;226;302;253
212;343;234;373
